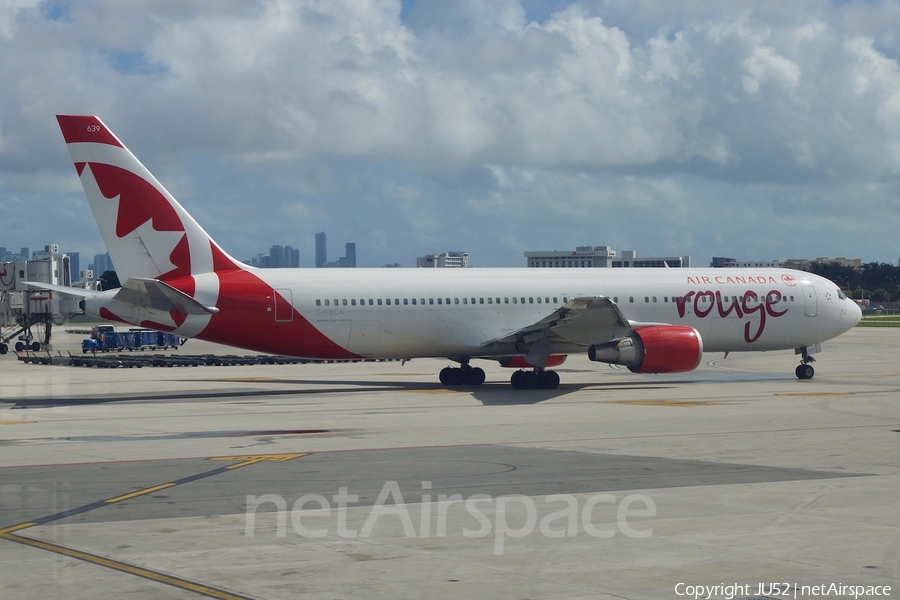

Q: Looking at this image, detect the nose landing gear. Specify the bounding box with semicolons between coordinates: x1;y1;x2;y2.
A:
795;347;816;380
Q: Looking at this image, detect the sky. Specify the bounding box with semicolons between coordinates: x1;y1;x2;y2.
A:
1;0;900;268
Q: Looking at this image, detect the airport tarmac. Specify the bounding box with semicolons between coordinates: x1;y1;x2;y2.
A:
0;327;898;599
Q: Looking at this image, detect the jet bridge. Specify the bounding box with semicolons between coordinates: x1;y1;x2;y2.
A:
1;245;85;354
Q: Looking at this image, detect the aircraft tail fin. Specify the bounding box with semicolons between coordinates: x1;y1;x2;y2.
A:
56;115;245;283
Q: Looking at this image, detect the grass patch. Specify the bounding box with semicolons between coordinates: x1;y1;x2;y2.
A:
858;315;900;327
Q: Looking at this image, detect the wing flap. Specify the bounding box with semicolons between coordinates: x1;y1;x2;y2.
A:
485;296;633;348
548;296;632;345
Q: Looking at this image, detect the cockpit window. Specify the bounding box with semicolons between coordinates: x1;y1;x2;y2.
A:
837;289;847;300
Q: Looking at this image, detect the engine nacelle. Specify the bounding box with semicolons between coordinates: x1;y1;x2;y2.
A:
588;325;703;374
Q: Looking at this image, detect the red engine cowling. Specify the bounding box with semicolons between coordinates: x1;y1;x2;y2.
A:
587;325;703;374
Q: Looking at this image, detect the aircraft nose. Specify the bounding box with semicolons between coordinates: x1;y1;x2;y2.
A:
846;299;863;327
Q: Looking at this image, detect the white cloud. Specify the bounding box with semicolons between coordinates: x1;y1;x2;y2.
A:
2;0;900;266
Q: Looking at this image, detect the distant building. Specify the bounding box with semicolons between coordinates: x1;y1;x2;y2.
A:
526;246;690;268
324;240;357;268
0;246;29;263
812;257;862;269
68;252;80;282
711;256;861;270
339;243;356;268
249;244;300;268
315;232;327;268
417;251;469;268
91;252;114;278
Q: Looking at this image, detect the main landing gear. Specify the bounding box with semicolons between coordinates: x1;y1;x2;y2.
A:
439;364;486;386
795;347;816;380
438;361;561;389
510;369;560;390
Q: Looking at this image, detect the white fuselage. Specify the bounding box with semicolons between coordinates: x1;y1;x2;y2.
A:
206;266;860;359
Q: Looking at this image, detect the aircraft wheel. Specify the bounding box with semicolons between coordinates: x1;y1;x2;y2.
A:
0;343;7;355
795;364;815;380
464;367;486;386
539;370;560;389
15;341;24;352
440;366;461;386
510;370;524;389
31;342;41;351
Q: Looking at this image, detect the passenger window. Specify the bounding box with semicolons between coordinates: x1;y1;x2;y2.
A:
324;299;330;306
529;297;534;304
351;299;357;306
386;299;391;305
629;297;634;303
536;297;542;304
342;299;348;306
403;299;408;305
438;298;443;305
487;297;492;304
429;298;434;305
479;298;484;304
369;299;374;306
412;298;417;305
377;299;383;305
316;299;321;306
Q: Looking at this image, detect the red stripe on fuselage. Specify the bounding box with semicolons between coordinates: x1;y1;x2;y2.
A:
168;270;359;359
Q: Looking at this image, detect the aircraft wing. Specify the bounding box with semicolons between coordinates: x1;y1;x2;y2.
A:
499;296;634;345
112;278;219;315
480;296;672;367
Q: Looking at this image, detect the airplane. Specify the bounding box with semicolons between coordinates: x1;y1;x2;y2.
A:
45;115;862;389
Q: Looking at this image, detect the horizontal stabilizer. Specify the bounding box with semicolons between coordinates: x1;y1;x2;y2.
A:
113;278;219;315
21;282;101;298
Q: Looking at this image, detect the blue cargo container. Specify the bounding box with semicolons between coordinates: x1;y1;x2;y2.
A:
82;327;181;353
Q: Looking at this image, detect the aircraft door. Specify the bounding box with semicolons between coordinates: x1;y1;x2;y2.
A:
803;286;817;317
274;289;293;322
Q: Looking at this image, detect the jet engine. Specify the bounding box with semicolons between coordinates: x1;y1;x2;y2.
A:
588;325;703;374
